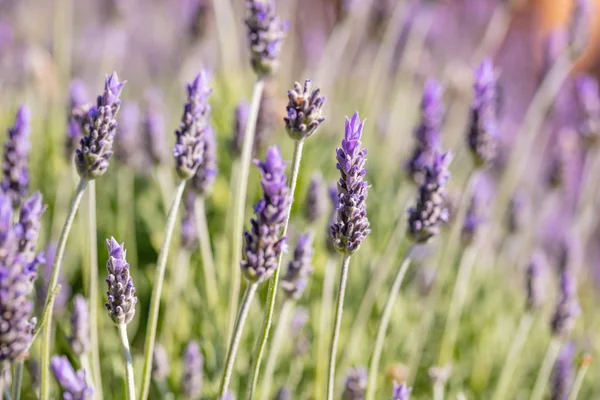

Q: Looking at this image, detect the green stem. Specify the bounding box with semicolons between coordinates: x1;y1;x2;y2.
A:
161;249;191;353
118;324;136;400
218;283;259;397
227;79;265;346
195;196;218;308
326;254;352;400
492;313;534;400
365;255;412;400
11;362;23;400
530;337;563;400
81;354;94;389
261;300;294;399
315;258;337;400
40;178;88;400
139;180;187;400
568;354;592;400
246;138;305;400
87;181;103;399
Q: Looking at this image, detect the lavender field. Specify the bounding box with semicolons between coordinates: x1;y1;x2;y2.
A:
0;0;598;399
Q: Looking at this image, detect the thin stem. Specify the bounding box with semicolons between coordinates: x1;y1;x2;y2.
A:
438;245;479;366
568;354;592;400
219;283;259;397
433;381;444;400
139;180;187;400
530;337;563;400
40;177;88;400
195;196;218;308
315;258;337;400
87;181;103;399
246;139;305;399
161;249;191;353
81;354;94;389
327;254;352;400
365;255;412;400
154;166;174;215
118;324;136;400
492;313;535;400
261;300;294;399
32;284;61;342
227;79;265;345
11;362;23;400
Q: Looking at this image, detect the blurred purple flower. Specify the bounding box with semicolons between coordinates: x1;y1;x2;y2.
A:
526;251;546;312
551;270;580;337
575;74;600;146
116;101;141;167
281;233;314;300
2;105;31;208
144;90;170;166
191;125;218;195
69;295;90;356
66;80;90;160
182;340;203;399
50;355;94;399
245;0;287;76
152;343;169;383
231;101;249;158
305;172;327;224
551;342;575;400
392;381;411;400
342;366;368;400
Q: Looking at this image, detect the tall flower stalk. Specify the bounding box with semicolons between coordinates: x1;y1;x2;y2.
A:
226;0;287;346
327;112;371;400
246;80;325;399
40;72;125;400
219;146;291;397
139;71;212;400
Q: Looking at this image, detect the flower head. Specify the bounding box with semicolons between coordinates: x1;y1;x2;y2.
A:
2;105;31;207
406;79;443;183
526;251;546;312
245;0;287;77
143;91;170;166
241;146;290;283
551;342;575;400
284;80;326;140
152;344;169;383
281;233;314;300
575;74;600;146
104;238;137;325
75;72;126;180
15;191;46;255
50;355;94;400
305;172;327;223
407;152;452;243
551;270;580;337
69;295;90;356
174;71;213;179
182;340;203;399
467;59;498;167
190;125;218;195
330;112;371;254
342;366;368;400
392;382;412;400
181;190;199;251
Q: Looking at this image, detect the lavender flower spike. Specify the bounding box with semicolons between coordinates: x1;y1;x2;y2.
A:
406;79;443;183
331;112;371;254
284;80;326;140
575;74;600;146
104;237;137;325
245;0;287;77
182;340;203;399
231;101;249;157
16;191;46;255
152;344;170;383
281;233;314;300
241;146;291;283
407;151;452;243
467;59;499;167
69;295;91;356
392;381;412;400
75;72;126;180
342;366;368;400
191;125;218;195
551;342;575;400
173;71;213;180
305;172;327;224
2;105;31;207
551;270;580;337
50;355;94;400
144;92;170;166
526;252;546;312
115;101;141;166
181;190;199;251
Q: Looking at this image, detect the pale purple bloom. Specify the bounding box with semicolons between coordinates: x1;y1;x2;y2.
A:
2;105;31;207
281;233;314;300
245;0;287;76
551;342;575;400
547;128;578;189
575;74;600;146
241;146;290;283
526;251;546;312
104;238;137;325
392;382;411;400
331;112;371;254
551;270;580;337
144;91;170;166
182;340;203;399
15;191;46;255
152;344;169;383
191;125;218;195
342;366;368;400
284;80;326;140
116;101;141;166
219;393;236;400
231;101;249;157
507;191;528;234
275;386;291;400
305;172;327;224
50;355;94;400
69;295;90;356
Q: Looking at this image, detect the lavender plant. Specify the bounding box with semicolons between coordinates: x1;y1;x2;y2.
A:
182;341;203;399
2;105;31;208
50;356;94;400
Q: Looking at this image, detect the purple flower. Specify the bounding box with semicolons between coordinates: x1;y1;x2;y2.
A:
284;80;326;140
181;190;199;251
461;179;491;245
281;233;314;300
551;342;575;400
2;105;31;208
182;340;203;399
152;344;169;383
231;101;249;157
173;71;213;179
69;295;90;356
526;251;546;312
116;101;141;166
187;0;211;41
245;0;287;77
104;238;137;325
219;393;236;400
551;270;580;337
66;80;90;160
568;0;592;58
304;172;327;224
392;382;412;400
241;146;290;283
143;91;170;166
467;59;498;167
191;125;218;195
575;74;600;146
342;366;368;400
15;191;46;255
331;112;371;254
407;152;452;243
50;355;94;400
406;80;443;183
275;386;291;400
75;72;126;180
